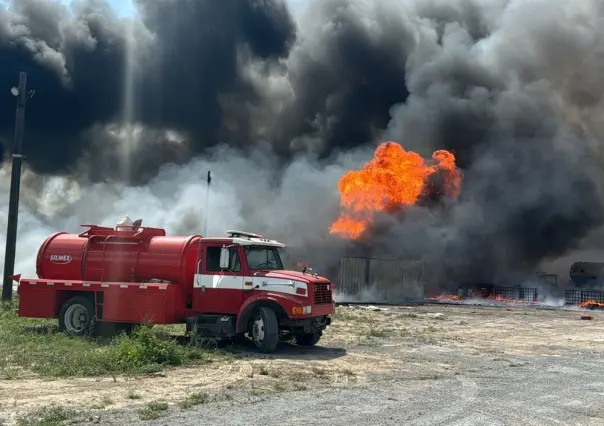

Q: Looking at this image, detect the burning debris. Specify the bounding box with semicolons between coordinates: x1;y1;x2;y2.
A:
425;295;463;302
565;289;604;308
329;142;462;239
425;285;540;306
426;294;540;305
578;300;604;310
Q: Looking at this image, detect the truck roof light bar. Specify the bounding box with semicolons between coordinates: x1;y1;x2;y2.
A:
226;230;264;239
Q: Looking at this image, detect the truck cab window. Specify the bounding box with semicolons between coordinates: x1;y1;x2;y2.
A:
229;247;241;272
206;247;221;271
206;246;240;272
244;245;284;270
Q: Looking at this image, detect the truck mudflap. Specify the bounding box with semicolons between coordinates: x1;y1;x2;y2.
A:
279;315;331;334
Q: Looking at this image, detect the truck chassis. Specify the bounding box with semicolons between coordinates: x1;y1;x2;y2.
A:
17;277;333;353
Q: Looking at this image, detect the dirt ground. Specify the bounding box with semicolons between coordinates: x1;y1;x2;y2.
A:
2;303;604;425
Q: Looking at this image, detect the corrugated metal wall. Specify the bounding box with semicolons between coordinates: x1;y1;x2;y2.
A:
336;256;428;301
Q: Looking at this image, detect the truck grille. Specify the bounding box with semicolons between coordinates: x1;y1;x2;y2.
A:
314;283;332;305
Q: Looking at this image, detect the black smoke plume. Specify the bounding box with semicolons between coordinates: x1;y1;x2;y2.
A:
1;0;604;292
0;0;413;180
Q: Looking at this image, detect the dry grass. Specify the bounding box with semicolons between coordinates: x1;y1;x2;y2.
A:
137;401;169;421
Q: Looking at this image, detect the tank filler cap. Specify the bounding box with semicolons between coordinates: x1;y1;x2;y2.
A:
117;215;134;227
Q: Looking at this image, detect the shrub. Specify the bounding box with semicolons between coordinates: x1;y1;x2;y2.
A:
0;297;220;378
108;324;188;369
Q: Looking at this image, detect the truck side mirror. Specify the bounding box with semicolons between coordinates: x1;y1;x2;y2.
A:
219;247;230;269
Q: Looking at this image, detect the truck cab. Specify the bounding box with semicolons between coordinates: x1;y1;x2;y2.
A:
189;231;333;352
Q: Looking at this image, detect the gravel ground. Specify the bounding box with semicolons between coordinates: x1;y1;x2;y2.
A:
97;346;604;426
6;304;604;426
89;304;604;426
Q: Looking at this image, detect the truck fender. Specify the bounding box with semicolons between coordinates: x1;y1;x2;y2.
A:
236;293;301;334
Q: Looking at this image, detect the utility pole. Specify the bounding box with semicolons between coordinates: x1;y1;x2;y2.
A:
2;72;30;301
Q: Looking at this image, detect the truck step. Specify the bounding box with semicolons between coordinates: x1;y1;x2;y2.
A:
186;315;236;339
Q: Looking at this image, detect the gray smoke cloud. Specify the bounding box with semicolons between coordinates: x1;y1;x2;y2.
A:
1;0;604;296
373;0;604;287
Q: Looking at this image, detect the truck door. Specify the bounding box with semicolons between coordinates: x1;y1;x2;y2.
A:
193;244;244;314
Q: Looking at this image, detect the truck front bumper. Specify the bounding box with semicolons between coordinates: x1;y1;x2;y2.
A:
289;302;334;318
280;315;331;334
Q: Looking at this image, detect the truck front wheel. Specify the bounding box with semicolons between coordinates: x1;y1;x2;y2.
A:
296;330;322;346
58;296;95;337
251;307;279;353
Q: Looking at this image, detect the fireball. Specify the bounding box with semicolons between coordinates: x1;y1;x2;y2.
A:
329;141;462;239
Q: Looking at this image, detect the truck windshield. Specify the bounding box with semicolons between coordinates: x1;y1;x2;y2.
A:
244;245;284;270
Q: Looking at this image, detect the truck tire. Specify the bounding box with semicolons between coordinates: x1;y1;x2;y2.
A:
296;330;322;346
58;296;95;337
250;307;279;353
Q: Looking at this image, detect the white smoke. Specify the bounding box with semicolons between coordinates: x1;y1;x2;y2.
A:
0;129;373;284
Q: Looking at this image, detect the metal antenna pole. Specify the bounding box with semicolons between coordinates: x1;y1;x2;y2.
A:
203;171;211;236
2;72;29;301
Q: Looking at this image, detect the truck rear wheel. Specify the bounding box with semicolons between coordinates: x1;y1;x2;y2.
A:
296;330;322;346
251;307;279;353
58;296;95;337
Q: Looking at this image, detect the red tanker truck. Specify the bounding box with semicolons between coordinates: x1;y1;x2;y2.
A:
12;216;334;353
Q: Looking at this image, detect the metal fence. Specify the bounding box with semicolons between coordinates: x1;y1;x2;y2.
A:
493;286;539;303
565;289;604;305
454;284;538;302
336;256;428;301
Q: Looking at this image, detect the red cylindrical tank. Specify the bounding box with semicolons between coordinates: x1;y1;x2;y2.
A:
36;231;202;285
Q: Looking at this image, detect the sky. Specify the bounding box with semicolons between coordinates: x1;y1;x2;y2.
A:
56;0;304;18
0;0;138;17
105;0;136;17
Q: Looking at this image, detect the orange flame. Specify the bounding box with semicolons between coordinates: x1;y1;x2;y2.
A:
425;294;540;305
425;294;464;302
579;300;604;309
329;142;462;239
